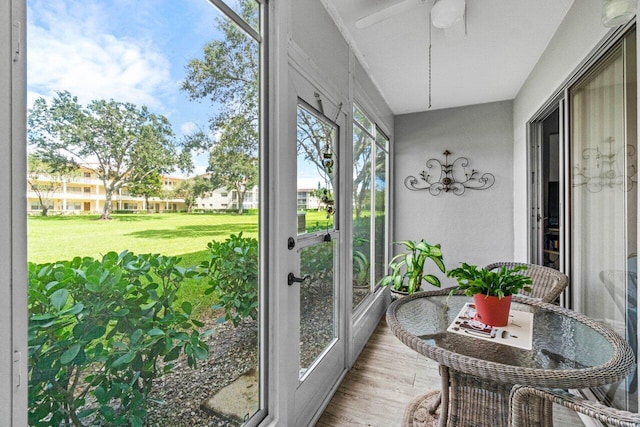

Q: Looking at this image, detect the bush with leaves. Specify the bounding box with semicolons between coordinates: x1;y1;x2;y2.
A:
28;251;209;427
199;233;259;326
299;239;336;294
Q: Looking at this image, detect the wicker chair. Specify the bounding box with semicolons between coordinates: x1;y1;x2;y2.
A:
485;262;569;304
509;385;640;427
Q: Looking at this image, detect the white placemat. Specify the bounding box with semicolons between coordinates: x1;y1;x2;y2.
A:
446;302;533;350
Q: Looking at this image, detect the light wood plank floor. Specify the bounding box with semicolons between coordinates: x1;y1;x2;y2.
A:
315;317;585;427
315;317;441;427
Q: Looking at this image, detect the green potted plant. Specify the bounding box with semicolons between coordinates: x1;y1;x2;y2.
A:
446;263;533;326
380;239;446;296
352;236;370;289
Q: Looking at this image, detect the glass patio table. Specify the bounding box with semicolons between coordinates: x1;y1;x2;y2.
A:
386;289;635;427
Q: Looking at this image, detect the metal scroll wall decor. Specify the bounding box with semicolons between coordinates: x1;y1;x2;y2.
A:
404;150;495;196
572;138;637;193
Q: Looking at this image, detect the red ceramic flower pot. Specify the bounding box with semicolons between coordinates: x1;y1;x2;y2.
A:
473;293;512;327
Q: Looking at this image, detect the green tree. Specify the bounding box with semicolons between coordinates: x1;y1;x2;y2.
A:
297;107;336;179
297;107;337;218
208;116;258;215
174;175;213;213
127;171;163;213
28;91;181;220
27;154;78;216
181;0;259;214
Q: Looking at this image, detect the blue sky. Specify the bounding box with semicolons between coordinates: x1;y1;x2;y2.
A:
26;0;327;189
26;0;238;176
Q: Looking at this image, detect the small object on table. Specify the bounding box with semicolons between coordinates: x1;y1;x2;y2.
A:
445;302;533;350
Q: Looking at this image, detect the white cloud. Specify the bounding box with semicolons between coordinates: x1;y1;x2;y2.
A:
192;164;210;177
27;0;172;111
180;121;197;135
213;128;223;142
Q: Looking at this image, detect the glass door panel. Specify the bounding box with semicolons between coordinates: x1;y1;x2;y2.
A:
299;239;337;378
295;102;339;378
570;30;637;410
296;106;335;234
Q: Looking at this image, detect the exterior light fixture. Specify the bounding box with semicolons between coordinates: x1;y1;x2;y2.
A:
431;0;466;29
602;0;636;27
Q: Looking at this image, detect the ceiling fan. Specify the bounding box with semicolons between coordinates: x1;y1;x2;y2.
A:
355;0;467;110
355;0;466;31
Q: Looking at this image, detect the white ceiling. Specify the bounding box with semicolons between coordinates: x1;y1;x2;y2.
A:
322;0;575;115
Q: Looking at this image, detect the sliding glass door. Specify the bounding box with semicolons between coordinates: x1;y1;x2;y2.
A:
570;28;637;410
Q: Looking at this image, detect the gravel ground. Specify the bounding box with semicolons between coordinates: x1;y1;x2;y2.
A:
144;318;259;427
144;278;338;426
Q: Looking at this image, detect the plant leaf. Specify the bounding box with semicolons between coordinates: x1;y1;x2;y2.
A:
111;351;135;368
148;328;165;337
181;301;193;316
61;343;81;364
50;288;69;311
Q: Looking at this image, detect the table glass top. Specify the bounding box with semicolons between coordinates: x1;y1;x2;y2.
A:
395;295;614;370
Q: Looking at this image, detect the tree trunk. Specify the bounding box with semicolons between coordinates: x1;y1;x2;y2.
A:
145;195;151;213
355;188;367;219
354;190;362;219
101;190;113;220
237;189;245;215
34;190;50;217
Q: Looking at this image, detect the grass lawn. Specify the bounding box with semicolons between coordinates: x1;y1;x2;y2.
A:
27;210;330;317
28;212;260;318
27;212;261;264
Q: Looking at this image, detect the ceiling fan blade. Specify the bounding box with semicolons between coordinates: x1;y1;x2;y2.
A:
355;0;430;30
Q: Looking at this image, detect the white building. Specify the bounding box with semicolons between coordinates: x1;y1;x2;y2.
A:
195;186;260;211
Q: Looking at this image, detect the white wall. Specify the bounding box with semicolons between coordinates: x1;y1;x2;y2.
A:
291;0;350;100
290;0;393;131
354;57;393;134
513;0;611;260
394;100;514;287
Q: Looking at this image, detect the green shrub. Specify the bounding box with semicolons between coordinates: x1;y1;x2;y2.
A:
199;233;259;326
28;251;209;427
299;240;335;297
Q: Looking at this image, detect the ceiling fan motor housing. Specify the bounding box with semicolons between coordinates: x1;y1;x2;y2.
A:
431;0;466;29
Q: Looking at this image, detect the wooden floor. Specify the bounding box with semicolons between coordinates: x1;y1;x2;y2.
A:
315;317;441;427
315;317;585;427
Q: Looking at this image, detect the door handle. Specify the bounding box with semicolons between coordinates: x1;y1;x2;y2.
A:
288;273;310;286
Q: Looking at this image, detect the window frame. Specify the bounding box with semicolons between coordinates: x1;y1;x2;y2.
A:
351;102;390;313
2;0;269;425
3;0;28;424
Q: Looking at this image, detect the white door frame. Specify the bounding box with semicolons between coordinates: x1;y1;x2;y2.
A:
287;64;348;426
2;0;28;424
